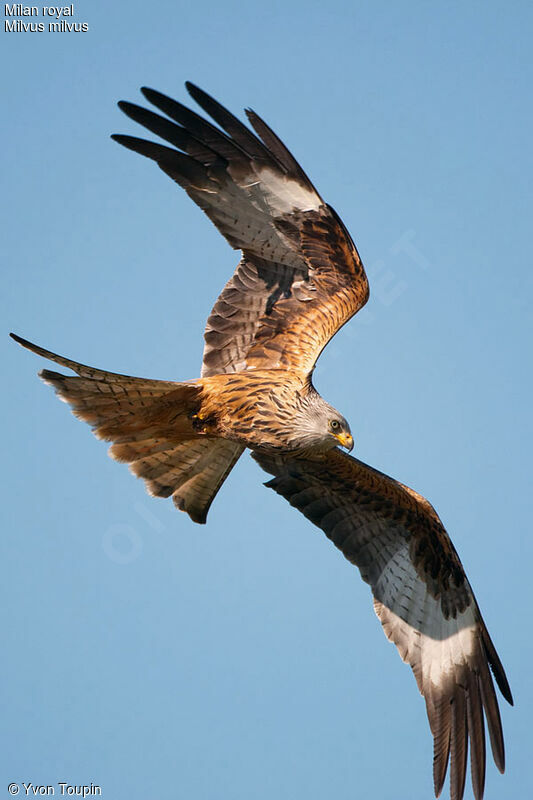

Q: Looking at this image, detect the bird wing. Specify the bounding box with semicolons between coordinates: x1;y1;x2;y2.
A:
113;83;368;378
253;447;512;800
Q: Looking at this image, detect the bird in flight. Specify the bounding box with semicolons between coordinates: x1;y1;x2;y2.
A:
12;82;512;800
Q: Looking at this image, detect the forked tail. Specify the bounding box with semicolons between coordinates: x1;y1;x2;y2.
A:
11;334;243;523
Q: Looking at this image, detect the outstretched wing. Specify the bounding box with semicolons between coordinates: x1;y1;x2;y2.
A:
253;448;513;800
113;83;368;377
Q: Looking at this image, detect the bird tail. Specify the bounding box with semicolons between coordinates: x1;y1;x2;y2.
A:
11;333;243;522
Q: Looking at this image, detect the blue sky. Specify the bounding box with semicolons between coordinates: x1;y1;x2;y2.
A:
2;2;532;799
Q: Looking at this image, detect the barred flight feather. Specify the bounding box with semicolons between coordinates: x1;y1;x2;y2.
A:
254;448;512;800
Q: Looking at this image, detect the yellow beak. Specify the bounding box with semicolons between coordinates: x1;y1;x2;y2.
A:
334;431;354;452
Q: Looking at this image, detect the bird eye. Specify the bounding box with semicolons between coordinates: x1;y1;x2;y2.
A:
330;420;341;431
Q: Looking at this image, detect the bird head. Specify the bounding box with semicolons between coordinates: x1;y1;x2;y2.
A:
294;395;354;453
327;416;354;451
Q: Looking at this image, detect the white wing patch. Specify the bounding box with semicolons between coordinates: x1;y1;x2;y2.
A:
374;543;477;692
189;169;315;270
253;167;322;214
254;448;511;799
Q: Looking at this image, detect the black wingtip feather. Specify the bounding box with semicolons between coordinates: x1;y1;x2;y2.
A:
112;133;167;161
141;86;170;106
185;81;275;163
184;81;207;104
117;102;192;152
245;107;317;188
111;134;202;184
480;626;513;706
140;86;246;163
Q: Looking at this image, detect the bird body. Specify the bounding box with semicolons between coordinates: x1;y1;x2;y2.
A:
11;82;512;800
196;370;352;453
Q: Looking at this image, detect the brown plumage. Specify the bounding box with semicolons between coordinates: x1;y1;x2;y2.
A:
253;449;513;800
11;82;511;800
12;83;362;517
